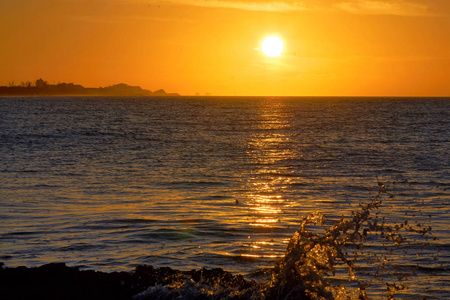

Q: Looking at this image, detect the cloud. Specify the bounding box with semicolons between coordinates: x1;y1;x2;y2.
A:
118;0;440;15
334;0;431;16
163;0;308;12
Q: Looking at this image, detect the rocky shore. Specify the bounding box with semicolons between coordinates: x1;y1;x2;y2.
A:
0;262;263;300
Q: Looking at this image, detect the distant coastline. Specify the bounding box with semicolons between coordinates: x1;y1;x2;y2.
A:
0;79;180;97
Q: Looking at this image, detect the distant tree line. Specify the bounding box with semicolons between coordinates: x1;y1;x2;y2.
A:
0;79;179;96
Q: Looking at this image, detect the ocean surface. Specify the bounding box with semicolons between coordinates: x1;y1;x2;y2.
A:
0;96;448;298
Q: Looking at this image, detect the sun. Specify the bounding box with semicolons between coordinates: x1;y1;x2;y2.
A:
261;36;284;57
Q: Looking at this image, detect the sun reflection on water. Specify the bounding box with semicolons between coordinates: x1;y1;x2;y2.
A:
241;99;300;260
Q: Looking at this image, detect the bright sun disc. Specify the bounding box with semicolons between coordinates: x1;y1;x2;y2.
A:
261;36;284;57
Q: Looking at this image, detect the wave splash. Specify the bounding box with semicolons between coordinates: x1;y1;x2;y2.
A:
268;180;438;299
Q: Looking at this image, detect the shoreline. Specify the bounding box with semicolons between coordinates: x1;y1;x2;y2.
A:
0;262;264;300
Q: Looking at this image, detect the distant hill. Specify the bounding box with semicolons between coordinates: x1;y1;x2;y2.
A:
0;79;180;96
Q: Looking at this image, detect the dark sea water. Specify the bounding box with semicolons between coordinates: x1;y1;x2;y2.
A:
0;96;448;298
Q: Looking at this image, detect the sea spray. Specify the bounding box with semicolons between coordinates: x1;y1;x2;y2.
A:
266;180;438;300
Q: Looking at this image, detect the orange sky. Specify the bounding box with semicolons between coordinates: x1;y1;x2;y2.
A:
1;0;449;96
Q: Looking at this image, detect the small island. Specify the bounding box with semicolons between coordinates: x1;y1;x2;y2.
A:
0;79;180;97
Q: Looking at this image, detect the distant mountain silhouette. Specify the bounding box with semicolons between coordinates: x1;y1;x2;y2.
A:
0;79;180;96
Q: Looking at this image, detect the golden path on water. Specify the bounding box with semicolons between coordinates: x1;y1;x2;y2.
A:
237;99;300;261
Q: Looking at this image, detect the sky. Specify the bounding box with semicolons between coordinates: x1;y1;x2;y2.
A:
1;0;449;96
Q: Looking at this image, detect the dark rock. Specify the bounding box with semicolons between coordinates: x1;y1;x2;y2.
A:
0;263;261;300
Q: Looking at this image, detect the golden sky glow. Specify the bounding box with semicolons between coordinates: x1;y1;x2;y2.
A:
1;0;449;96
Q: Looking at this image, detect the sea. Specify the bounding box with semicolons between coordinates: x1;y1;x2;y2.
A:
0;96;448;299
